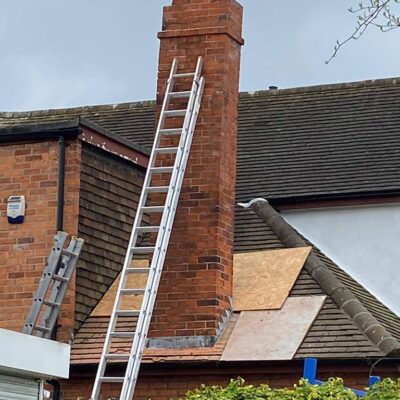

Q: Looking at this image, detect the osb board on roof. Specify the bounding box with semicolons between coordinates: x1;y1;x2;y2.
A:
221;296;326;361
233;247;311;311
91;259;149;316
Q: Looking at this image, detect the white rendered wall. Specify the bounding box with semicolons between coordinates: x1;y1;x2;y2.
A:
282;204;400;316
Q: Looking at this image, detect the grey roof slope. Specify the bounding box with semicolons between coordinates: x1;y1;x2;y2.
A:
241;198;400;358
237;77;400;203
2;77;400;202
2;77;400;358
0;101;156;148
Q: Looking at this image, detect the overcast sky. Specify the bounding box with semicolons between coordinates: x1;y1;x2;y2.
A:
1;0;399;111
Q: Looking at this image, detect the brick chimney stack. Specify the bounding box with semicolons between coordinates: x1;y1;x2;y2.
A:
151;0;243;343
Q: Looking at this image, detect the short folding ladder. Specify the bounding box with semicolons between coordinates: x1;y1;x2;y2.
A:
22;231;84;338
91;57;205;400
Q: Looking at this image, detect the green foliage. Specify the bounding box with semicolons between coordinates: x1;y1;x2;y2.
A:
365;378;400;399
176;377;400;400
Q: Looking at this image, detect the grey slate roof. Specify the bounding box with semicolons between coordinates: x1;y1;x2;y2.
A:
0;101;156;148
2;77;400;359
2;77;400;202
237;77;400;203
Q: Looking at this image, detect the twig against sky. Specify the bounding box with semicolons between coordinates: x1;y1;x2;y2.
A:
326;0;400;64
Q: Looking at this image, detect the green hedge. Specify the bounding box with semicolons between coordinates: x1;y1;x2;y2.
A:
176;377;400;399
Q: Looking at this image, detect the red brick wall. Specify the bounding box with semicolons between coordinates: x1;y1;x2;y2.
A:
0;139;81;342
151;0;244;338
61;361;400;400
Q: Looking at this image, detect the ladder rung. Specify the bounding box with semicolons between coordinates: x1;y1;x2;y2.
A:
100;377;125;383
172;72;195;78
150;166;174;174
154;147;178;154
168;90;191;98
136;226;160;233
145;186;169;193
43;300;61;308
52;274;69;283
90;57;204;399
125;268;150;274
159;128;183;136
164;109;187;117
130;246;155;254
34;325;51;333
120;288;146;295
62;249;78;258
106;353;130;360
111;331;136;338
116;310;140;317
141;205;165;213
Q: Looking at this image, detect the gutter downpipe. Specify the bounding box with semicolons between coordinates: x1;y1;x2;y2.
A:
51;134;66;341
48;379;61;400
49;135;66;400
57;135;66;232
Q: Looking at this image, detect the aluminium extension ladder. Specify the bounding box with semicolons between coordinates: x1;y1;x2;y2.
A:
91;57;205;400
22;231;84;338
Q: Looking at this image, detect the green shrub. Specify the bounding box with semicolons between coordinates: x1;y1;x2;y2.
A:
364;378;400;399
176;377;400;400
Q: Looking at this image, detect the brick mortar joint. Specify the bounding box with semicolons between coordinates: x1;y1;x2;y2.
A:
158;26;244;45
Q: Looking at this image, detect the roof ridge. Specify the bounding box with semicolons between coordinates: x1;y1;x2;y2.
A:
240;198;400;356
239;76;400;99
1;76;399;117
0;99;156;118
314;248;400;338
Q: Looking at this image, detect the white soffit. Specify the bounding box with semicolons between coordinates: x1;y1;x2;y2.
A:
221;296;326;361
0;329;70;379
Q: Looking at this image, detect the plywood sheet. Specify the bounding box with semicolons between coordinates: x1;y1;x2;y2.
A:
221;296;326;361
91;259;149;316
233;247;311;311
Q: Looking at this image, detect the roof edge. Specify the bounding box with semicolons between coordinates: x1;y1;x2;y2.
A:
239;198;400;357
267;189;400;208
0;117;150;160
0;118;81;142
1;76;399;118
79;117;150;156
239;76;400;99
0;100;156;119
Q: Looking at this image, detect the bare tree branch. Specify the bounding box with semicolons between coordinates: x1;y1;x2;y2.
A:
326;0;400;64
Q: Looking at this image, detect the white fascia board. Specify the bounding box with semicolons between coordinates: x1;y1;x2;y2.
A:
0;329;70;379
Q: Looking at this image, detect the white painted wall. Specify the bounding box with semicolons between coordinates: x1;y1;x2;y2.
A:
282;204;400;316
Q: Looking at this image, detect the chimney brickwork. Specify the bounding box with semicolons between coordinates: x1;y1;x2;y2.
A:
151;0;243;340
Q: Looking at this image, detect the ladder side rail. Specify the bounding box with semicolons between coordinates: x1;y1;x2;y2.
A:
123;57;203;372
38;238;84;339
123;77;205;400
121;60;204;400
126;56;203;357
120;60;203;399
91;60;180;400
22;232;68;335
124;57;179;261
36;238;77;338
122;74;205;399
